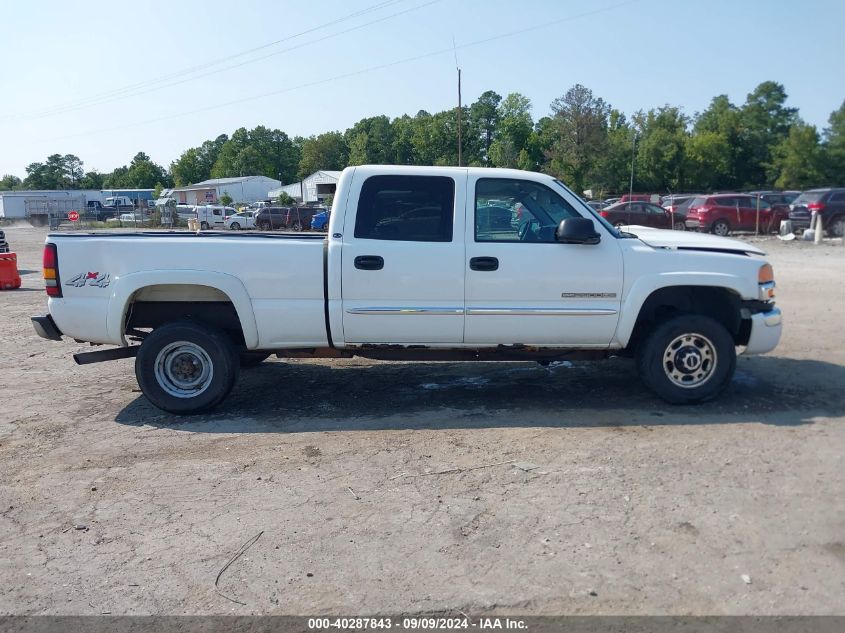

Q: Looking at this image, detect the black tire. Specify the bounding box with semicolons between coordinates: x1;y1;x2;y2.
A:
826;215;845;238
711;220;730;236
200;221;210;230
636;314;736;404
230;222;241;230
135;321;239;414
240;352;271;367
673;221;686;231
259;222;271;230
292;221;303;232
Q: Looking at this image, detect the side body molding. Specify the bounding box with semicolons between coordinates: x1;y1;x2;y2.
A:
107;270;259;348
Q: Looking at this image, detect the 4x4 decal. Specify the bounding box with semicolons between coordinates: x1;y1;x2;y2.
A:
65;271;111;288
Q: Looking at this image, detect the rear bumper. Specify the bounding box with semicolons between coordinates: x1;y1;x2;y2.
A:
743;307;782;355
31;314;63;341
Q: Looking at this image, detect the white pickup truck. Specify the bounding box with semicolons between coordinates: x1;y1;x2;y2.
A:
32;166;782;413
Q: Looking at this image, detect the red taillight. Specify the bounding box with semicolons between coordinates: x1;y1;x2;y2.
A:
807;202;826;211
43;243;61;297
600;211;609;218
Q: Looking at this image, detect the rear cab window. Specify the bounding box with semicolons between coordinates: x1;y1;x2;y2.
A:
354;175;455;242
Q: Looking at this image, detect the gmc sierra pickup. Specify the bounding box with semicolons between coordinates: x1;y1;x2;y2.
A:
32;166;782;413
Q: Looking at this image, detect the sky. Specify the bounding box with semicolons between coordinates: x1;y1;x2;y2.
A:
0;0;843;179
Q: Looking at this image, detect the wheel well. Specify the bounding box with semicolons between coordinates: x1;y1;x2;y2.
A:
125;284;246;346
627;286;743;353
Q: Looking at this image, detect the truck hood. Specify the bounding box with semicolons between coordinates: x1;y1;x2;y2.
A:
625;226;766;256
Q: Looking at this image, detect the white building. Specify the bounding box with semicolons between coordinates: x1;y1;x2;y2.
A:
269;170;341;203
0;190;103;219
170;176;281;205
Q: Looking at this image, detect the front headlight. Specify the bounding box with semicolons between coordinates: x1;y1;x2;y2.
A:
758;263;775;300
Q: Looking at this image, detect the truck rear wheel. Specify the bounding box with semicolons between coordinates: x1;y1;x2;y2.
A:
636;314;736;404
135;321;239;414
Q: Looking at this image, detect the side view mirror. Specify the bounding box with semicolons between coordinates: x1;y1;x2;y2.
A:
555;217;601;245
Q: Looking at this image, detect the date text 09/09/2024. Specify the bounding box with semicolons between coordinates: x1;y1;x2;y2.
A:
307;617;528;630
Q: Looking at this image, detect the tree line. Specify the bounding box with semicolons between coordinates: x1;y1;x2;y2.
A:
2;81;843;197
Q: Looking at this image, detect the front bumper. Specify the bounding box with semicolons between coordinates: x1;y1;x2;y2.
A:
743;307;782;355
31;314;63;341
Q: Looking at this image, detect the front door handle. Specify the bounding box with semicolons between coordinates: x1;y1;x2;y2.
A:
354;255;384;270
469;256;499;272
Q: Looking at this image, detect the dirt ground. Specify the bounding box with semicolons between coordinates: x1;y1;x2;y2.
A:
0;224;843;616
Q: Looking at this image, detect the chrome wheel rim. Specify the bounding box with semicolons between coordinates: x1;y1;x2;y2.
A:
713;222;728;236
154;341;214;398
663;333;718;389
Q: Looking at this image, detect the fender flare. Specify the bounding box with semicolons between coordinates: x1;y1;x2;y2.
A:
107;270;259;348
614;272;755;347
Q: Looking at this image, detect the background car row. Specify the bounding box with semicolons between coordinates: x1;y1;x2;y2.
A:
585;188;845;237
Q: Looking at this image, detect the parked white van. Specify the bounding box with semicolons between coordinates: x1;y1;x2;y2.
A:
194;205;235;229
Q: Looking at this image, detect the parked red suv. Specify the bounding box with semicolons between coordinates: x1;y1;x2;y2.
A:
684;194;787;236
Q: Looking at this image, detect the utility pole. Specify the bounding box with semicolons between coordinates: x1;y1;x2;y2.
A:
457;68;463;167
628;132;637;201
453;37;462;167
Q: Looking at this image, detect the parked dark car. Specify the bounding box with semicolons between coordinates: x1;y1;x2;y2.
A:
599;201;685;230
684;193;787;236
751;190;801;206
788;188;845;237
85;200;115;222
255;206;322;231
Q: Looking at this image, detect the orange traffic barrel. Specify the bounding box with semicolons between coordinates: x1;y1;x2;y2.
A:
0;252;22;290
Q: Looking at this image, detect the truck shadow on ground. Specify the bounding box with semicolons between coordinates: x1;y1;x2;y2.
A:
114;355;845;432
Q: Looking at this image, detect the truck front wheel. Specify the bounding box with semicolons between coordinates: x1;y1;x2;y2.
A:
135;321;240;414
636;314;736;404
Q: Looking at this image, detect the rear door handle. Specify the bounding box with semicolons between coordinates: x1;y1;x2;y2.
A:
354;255;384;270
469;256;499;272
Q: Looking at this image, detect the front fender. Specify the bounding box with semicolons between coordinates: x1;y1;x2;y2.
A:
107;270;259;348
614;272;756;347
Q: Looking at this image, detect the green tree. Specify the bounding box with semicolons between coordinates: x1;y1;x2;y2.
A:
469;90;502;164
219;192;233;206
489;92;534;169
152;183;164;200
171;148;205;186
298;131;348;178
0;174;21;190
276;191;295;205
823;100;845;185
691;95;743;189
770;122;824;189
104;152;171;188
591;109;634;195
211;127;299;182
345;116;394;165
632;106;689;193
80;170;104;190
544;85;609;192
739;81;798;186
684;130;733;191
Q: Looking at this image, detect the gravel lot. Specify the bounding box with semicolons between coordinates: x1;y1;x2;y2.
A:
0;224;843;616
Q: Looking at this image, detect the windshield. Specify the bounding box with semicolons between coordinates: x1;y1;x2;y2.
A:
552;179;624;237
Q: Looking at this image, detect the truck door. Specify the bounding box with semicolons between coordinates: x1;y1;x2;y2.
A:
464;176;623;346
340;171;466;344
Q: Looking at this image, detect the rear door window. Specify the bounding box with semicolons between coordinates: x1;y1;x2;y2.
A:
355;175;455;242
